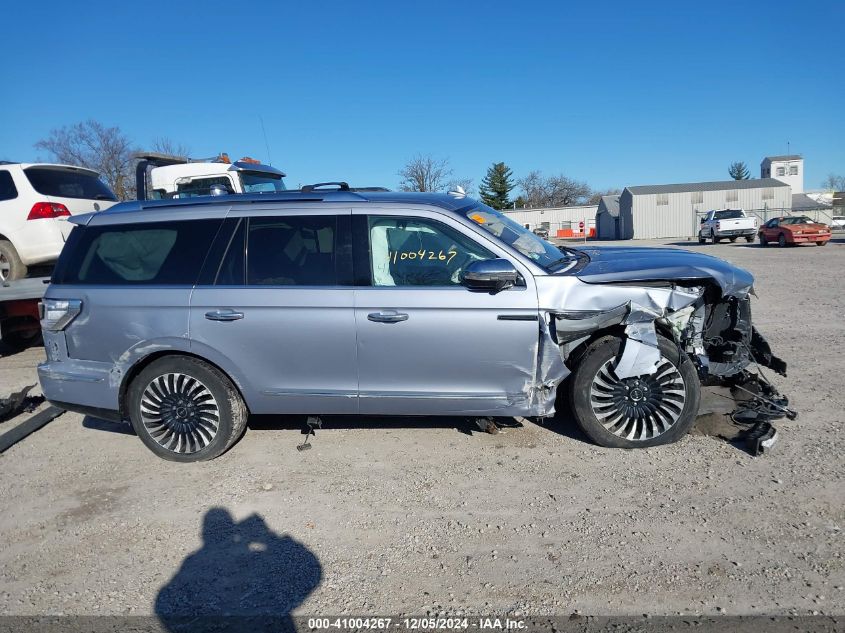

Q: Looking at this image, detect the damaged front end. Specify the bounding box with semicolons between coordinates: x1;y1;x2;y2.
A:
532;246;794;452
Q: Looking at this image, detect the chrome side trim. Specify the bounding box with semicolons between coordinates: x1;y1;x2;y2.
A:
359;391;526;401
261;389;357;398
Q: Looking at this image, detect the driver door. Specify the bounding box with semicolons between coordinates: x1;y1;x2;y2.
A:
352;209;541;416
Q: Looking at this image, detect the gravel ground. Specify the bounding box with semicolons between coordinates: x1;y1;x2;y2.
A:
0;236;843;619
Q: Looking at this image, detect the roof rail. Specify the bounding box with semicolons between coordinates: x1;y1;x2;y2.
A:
301;182;350;193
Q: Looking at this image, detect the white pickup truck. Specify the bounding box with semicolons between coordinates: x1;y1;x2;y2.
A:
698;209;758;244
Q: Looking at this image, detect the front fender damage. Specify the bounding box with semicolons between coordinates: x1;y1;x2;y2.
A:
530;276;793;453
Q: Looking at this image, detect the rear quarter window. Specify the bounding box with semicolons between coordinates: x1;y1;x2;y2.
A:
0;171;18;201
53;219;222;285
24;167;117;201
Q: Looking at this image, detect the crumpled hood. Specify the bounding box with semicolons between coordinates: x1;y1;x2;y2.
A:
572;246;754;297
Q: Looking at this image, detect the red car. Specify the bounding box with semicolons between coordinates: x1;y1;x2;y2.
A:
758;216;831;247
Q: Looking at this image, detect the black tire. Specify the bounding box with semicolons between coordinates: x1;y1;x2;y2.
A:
710;231;719;244
745;235;754;243
759;233;767;247
816;240;827;246
127;356;247;462
0;327;42;353
778;233;787;248
697;233;706;244
729;237;737;242
0;240;27;282
568;335;701;448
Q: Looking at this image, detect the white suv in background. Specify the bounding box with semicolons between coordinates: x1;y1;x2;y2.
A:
0;162;118;281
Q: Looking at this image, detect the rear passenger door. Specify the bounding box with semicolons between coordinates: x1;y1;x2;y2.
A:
189;209;358;415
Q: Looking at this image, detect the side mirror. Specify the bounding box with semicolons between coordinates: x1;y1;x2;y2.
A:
210;183;233;196
461;259;519;293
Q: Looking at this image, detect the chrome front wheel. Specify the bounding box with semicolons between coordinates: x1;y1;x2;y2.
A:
589;358;687;441
569;335;701;448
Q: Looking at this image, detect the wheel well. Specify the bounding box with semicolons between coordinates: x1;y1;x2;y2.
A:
563;320;679;371
118;351;250;419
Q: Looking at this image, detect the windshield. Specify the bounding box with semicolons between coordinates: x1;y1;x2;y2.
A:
714;210;744;219
463;202;577;271
781;216;813;225
240;171;287;193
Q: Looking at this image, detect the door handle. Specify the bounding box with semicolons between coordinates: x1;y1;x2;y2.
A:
205;309;244;322
367;310;409;323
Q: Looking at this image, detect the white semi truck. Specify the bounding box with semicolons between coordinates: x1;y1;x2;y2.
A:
134;152;287;200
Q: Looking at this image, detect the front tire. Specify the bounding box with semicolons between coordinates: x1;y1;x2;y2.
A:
745;235;754;243
778;233;787;248
710;231;719;244
759;233;768;247
568;335;701;448
729;237;737;242
127;356;247;462
0;240;27;282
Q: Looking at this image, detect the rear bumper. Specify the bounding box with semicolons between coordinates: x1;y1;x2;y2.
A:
715;228;756;237
9;219;71;266
37;358;121;418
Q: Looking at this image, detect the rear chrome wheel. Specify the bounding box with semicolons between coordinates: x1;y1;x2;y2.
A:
569;335;700;448
589;358;686;441
128;356;247;462
140;373;220;454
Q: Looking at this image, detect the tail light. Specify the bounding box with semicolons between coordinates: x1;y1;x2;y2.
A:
39;299;82;331
28;202;70;220
716;221;722;230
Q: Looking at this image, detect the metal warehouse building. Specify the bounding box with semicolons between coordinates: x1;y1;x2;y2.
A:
502;204;598;237
596;178;792;240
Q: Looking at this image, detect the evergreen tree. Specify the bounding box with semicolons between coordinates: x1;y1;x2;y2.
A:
479;162;515;209
728;161;750;180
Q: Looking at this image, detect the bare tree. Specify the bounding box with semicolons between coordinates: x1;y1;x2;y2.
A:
587;188;622;205
398;155;453;192
35;120;136;200
821;173;845;191
518;171;593;208
150;137;190;159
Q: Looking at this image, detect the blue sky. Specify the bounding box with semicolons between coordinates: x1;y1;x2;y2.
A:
1;1;843;193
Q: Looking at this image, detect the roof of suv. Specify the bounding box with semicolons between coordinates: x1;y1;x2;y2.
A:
98;190;473;216
0;162;102;175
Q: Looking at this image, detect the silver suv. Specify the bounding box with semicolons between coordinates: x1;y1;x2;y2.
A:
38;189;787;461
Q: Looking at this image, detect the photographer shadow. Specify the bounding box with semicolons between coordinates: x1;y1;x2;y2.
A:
155;508;321;633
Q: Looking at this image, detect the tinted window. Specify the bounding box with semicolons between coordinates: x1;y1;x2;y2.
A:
714;210;744;219
24;167;117;201
176;176;233;197
246;216;338;286
215;219;246;285
54;219;221;285
0;171;18;201
369;216;494;287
